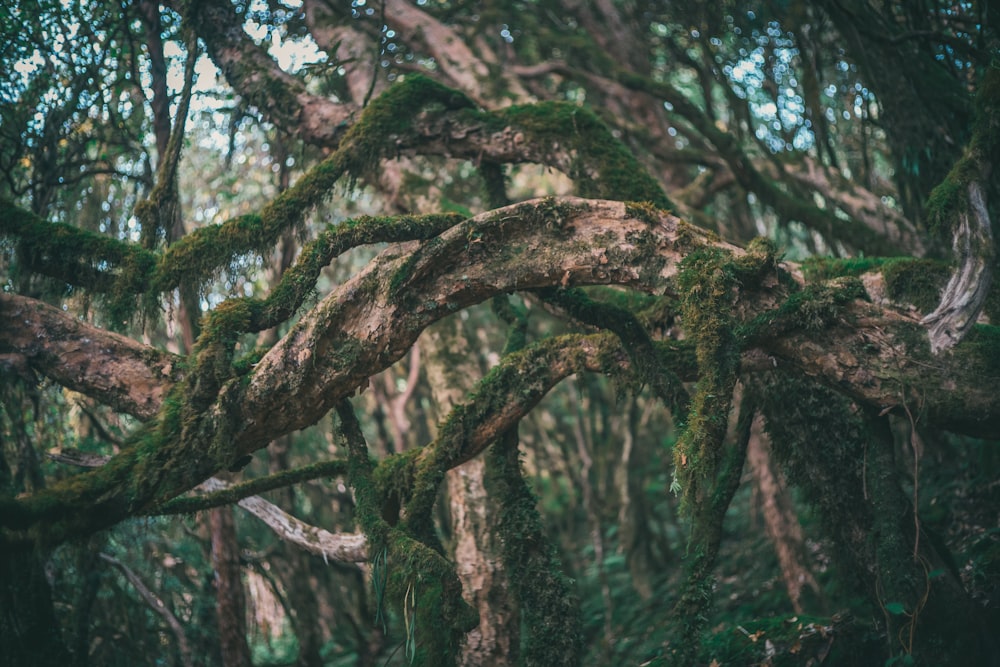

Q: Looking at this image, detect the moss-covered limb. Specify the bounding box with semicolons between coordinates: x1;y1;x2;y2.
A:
483;102;673;208
739;277;868;342
1;200;157;305
755;292;1000;439
491;293;529;355
198;0;664;209
802;256;956;314
382;530;479;667
924;67;1000;239
238;197;706;459
392;330;695;551
150;459;349;515
757;374;998;664
335;400;390;546
0;394;200;543
756;374;873;590
189;0;355;147
922;179;995;351
154;74;471;296
336;401;477;665
662;393;754;666
0;293;180;421
536;286;689;416
479;161;511;210
483;428;583;667
396;333;646;541
920;66;1000;352
248;213;462;333
672;238;778;509
6;77;471;323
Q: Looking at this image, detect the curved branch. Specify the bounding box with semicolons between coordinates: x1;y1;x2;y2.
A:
153;459;350;514
6;198;1000;547
198;478;368;563
922;181;994;352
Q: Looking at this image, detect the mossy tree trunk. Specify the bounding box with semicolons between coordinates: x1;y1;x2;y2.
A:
424;316;519;666
760;374;999;665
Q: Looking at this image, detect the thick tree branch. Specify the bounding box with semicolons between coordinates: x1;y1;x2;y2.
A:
5;198;1000;547
0;293;180;420
922;181;994;352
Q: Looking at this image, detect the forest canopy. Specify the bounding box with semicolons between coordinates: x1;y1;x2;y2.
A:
1;1;999;665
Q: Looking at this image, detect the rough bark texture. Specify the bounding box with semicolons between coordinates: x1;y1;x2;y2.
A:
424;317;518;666
5;197;1000;550
200;477;368;562
922;181;995;352
0;293;180;420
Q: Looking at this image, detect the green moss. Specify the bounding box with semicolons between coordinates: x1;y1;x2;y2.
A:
741;277;867;340
925;67;1000;239
1;200;157;326
151;460;349;515
672;239;780;506
484;432;583;667
625;201;666;225
537;286;689;416
881;259;949;312
372;448;420;524
801;256;891;281
800;256;961;315
483;102;673;209
953;324;1000;375
336;402;475;666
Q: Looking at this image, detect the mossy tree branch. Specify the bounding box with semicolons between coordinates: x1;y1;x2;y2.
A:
921;67;1000;353
5;197;1000;549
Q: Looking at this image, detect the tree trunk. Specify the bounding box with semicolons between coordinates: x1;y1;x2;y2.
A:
210;506;253;667
268;435;325;667
760;374;999;665
0;548;70;667
746;414;821;613
424;316;518;666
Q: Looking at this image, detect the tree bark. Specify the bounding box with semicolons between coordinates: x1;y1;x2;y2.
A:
424;317;518;666
209;506;253;667
746;414;821;613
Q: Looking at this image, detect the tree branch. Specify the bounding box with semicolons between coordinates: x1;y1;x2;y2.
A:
184;0;357;147
99;553;194;667
0;293;180;420
197;478;368;563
